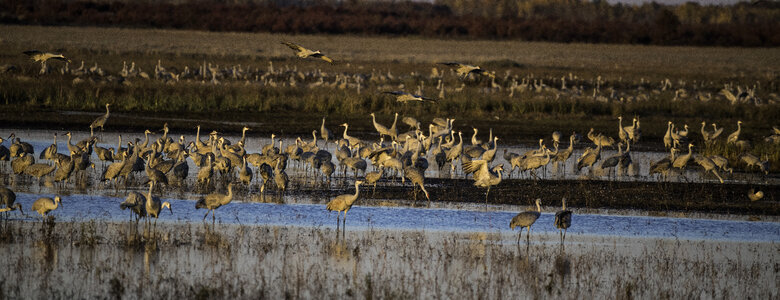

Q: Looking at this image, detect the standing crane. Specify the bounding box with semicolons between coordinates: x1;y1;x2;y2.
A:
90;103;110;136
195;183;234;224
144;182;171;227
325;180;364;230
463;159;504;204
554;198;572;245
510;198;542;245
32;196;62;221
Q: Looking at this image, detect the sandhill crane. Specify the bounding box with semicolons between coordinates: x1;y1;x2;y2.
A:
239;157;253;186
8;134;34;157
748;189;764;201
144;182;171;226
0;137;9;161
281;41;333;63
700;121;715;145
39;133;57;161
90;103;110;136
319;160;335;185
551;131;562;149
382;91;437;103
598;143;623;178
694;155;724;183
167;152;189;185
554;198;572;244
463;159;503;204
101;155;127;186
587;128;615;148
664;121;673;149
482;137;499;163
402;165;430;205
197;156;214;187
23;163;57;186
341;145;367;178
521;148;552;180
326;180;364;230
552;135;576;174
439;62;494;79
320;117;335;146
577;143;601;173
370;113;393;139
727;121;742;144
708;155;732;174
445;131;463;173
740;153;769;174
145;158;168;187
510;198;542;245
120;191;146;221
23;50;69;64
711;123;724;141
673;144;694;170
339;123;363;148
649;148;677;178
623;117;639;143
55;156;75;184
677;124;690;138
617;116;629;145
94;144;114;166
32;196;62;219
11;152;34;174
402;116;420;130
274;159;289;195
0;187;23;217
261;134;278;156
364;168;383;195
387;113;399;141
196;182;234;223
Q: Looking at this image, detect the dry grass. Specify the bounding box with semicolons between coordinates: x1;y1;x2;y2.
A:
0;220;775;298
2;25;778;77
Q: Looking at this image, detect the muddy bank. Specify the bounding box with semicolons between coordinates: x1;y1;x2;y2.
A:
298;177;779;217
0;220;776;299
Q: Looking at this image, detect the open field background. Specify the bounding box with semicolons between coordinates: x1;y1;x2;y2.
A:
2;25;779;172
3;0;779;46
0;221;776;299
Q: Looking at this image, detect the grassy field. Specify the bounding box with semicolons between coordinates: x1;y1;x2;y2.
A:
0;220;775;298
1;25;779;169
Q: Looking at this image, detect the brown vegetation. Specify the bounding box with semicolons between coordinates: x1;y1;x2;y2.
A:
1;0;778;46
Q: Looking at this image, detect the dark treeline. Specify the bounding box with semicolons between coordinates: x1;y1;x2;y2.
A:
2;0;778;46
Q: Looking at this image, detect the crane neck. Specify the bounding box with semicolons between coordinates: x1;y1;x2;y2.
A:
348;184;361;205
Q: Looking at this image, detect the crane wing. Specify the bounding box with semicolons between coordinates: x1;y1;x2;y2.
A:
312;53;333;63
281;42;305;52
462;159;488;176
23;50;43;56
439;62;463;67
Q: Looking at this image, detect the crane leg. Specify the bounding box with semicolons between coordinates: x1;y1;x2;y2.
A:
563;229;567;244
516;229;522;245
203;210;210;221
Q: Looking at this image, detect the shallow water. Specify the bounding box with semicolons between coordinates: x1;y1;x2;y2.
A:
10;191;780;243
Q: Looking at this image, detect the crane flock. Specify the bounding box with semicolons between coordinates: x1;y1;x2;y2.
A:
0;43;777;246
